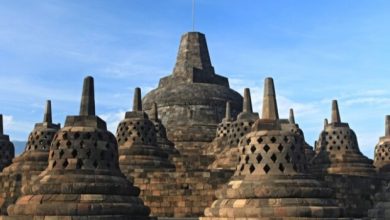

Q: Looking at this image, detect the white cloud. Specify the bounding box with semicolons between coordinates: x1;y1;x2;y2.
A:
100;110;126;135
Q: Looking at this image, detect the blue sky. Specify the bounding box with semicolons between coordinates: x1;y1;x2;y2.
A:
1;0;390;157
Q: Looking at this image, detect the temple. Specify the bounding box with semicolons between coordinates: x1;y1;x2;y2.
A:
0;31;389;219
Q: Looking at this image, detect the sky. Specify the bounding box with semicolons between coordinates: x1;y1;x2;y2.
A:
0;0;390;157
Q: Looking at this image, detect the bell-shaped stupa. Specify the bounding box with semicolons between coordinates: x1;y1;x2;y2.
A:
0;100;60;214
6;76;151;219
0;115;14;172
142;32;243;156
281;108;315;162
209;89;258;170
117;87;174;177
373;115;390;175
201;78;343;219
311;100;376;176
149;102;179;156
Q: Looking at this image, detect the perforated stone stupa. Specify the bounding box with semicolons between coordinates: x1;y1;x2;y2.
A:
311;100;376;176
0;115;14;172
373;115;390;175
142;32;243;157
0;100;60;214
208;88;259;170
5;76;151;219
310;100;377;218
117;87;175;175
202;77;343;219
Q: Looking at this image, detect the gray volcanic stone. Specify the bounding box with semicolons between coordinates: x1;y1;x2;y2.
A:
0;115;14;172
201;78;344;220
142;32;243;154
5;76;152;220
374;115;390;175
0;101;60;215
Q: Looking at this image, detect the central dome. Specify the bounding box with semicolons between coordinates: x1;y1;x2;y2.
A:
143;32;242;151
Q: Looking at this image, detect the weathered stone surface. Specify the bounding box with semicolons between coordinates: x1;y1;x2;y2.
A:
201;78;344;220
310;100;377;218
0;101;60;215
368;182;390;220
311;100;376;176
142;32;243;156
117;87;175;175
0;115;14;172
207;89;259;171
373;115;390;176
4;76;152;220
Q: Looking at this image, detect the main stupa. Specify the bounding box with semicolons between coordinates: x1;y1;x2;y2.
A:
142;32;243;155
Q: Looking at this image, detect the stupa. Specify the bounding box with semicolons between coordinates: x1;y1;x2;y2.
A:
201;77;343;219
310;100;377;218
208;89;259;170
149;102;179;157
0;100;60;214
311;100;376;176
281;109;315;162
117;87;175;177
0;115;14;172
142;32;243;157
373;115;390;175
5;76;152;219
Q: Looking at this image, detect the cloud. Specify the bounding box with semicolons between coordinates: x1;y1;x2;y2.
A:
99;110;126;135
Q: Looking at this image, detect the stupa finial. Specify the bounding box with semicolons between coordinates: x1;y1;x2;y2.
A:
385;115;390;137
324;118;329;128
79;76;95;116
43;100;52;124
225;101;231;120
133;87;142;112
331;100;341;123
289;108;295;124
261;77;279;120
243;88;253;113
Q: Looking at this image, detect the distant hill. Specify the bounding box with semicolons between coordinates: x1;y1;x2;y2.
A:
12;140;26;156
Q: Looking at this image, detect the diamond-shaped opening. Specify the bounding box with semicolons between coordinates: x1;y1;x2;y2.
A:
76;159;83;169
270;136;277;143
238;156;242;162
52;160;57;168
66;140;71;148
62;159;69;168
240;164;245;171
278;144;284;152
285;154;291;162
242;147;246;154
279;163;285;172
263;144;270;153
250;145;256;153
59;149;64;158
263;164;271;173
256;154;262;163
257;137;263;143
271;154;277;163
245;155;250;163
249;164;255;173
62;133;68;139
71;149;77;158
74;132;80;139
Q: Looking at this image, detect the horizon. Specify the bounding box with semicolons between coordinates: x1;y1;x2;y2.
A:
1;0;390;158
